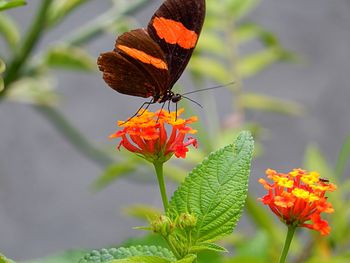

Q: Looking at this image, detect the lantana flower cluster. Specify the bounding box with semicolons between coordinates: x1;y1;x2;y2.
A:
110;108;198;163
259;168;336;235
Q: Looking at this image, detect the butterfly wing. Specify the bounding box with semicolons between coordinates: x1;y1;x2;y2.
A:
98;29;170;99
147;0;205;88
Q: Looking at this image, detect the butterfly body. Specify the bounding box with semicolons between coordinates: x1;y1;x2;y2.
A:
97;0;206;105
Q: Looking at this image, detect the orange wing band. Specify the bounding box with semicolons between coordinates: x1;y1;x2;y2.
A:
117;45;168;70
153;17;198;49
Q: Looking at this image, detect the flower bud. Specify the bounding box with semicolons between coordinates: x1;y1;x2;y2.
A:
151;215;174;237
176;213;197;230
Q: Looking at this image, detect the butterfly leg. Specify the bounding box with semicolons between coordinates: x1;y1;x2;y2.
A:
156;100;167;122
175;101;178;121
137;98;154;117
120;98;154;125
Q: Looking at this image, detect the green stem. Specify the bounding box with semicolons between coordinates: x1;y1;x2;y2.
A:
166;237;182;260
153;161;169;211
278;226;296;263
1;0;52;96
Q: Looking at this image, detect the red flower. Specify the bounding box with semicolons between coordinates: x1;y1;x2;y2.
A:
259;169;336;235
109;108;198;163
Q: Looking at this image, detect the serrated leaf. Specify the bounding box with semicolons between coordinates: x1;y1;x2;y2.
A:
123;204;162;221
93;162;137;190
79;246;176;263
0;0;26;11
240;93;303;116
44;45;95;71
167;131;254;243
189;57;231;83
190;243;227;253
6;76;59;105
0;13;20;49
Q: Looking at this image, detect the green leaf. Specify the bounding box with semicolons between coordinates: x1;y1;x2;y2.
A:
0;77;3;92
123;204;162;221
0;58;5;73
22;250;87;263
240;93;303;116
190;243;227;253
5;76;59;105
227;0;260;20
238;48;287;78
168;131;254;243
0;13;20;50
47;0;91;27
236;23;280;47
189;57;231;83
236;23;263;44
0;254;15;263
174;255;196;263
195;31;227;57
93;162;137;190
79;246;176;263
44;45;95;71
0;0;26;11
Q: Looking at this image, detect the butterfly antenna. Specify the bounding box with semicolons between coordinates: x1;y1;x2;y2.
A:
181;95;203;108
181;81;235;96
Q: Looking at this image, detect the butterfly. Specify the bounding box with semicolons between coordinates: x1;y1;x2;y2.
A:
97;0;206;109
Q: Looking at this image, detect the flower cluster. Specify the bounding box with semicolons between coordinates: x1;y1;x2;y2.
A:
259;168;336;235
110;108;198;163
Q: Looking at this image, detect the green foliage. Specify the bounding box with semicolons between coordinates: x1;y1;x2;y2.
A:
0;0;25;11
47;0;92;27
44;45;96;71
164;132;254;257
79;246;176;263
0;254;16;263
303;143;350;260
6;76;59;105
0;13;20;51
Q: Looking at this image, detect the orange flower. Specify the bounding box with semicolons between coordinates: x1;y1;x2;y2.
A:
259;168;336;235
110;108;198;163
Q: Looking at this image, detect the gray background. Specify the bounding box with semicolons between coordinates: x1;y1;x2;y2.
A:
1;0;350;260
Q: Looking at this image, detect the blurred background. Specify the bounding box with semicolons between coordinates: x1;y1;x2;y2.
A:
0;0;349;261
